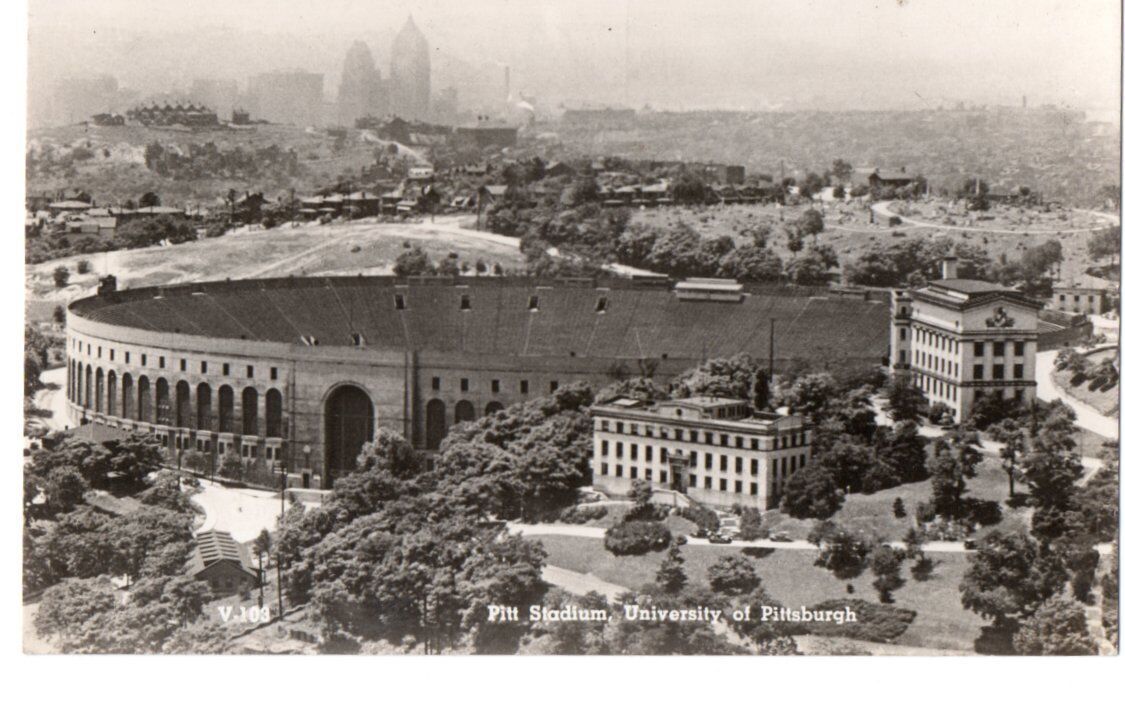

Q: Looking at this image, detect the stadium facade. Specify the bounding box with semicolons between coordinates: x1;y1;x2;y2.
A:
65;276;889;490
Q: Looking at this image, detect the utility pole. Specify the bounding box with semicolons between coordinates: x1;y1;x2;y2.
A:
768;318;776;380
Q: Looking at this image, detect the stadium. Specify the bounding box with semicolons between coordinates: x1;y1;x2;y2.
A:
64;275;890;489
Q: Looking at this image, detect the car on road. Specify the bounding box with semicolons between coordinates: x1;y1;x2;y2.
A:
707;533;732;544
768;531;793;543
963;538;977;550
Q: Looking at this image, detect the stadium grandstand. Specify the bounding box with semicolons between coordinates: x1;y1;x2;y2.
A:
65;275;890;490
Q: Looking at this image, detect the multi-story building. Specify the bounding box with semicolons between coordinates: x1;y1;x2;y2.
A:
891;258;1041;423
1050;274;1116;316
590;397;811;511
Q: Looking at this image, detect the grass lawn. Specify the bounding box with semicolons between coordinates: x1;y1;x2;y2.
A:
1053;356;1120;418
763;456;1032;543
532;533;984;652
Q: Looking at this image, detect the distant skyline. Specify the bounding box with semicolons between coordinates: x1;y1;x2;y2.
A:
27;0;1122;124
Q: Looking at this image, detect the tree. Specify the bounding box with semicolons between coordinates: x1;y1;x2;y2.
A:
752;369;771;410
218;450;244;480
796;208;825;241
892;498;906;519
929;430;982;520
656;542;688;594
393;248;433;276
138;191;162;208
1022;449;1084;541
627;479;653;508
782;465;843;519
718;244;783;283
53;266;70;288
992;418;1025;498
738;507;769;541
960;532;1069;629
1012;594;1098;655
52;305;65;324
707;554;762;595
831;159;854;183
886;374;926;422
808;521;872;580
878;421;929;485
870;545;905;603
670;353;761;400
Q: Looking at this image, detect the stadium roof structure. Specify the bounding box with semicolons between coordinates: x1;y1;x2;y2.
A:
70;276;890;362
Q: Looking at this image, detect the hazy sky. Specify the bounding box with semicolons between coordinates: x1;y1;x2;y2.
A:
27;0;1122;112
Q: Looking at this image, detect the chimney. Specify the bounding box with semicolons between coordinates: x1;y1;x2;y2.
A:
941;257;959;280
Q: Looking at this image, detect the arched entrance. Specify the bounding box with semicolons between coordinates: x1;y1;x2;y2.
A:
197;383;212;431
454;400;476;424
324;385;374;486
242;387;258;435
425;399;447;450
176;381;192;428
106;371;117;416
218;386;234;433
485;401;504;415
121;373;134;419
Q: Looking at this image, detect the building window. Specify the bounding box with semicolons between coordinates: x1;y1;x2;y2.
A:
222;363;230;376
601;440;608;455
491;379;500;393
974;342;984;357
735;480;743;493
992;364;1004;380
719;434;728;447
735;437;743;449
675;429;683;441
660;471;667;483
689;475;697;488
595;296;608;313
601;463;608;475
247;366;255;379
615;465;623;478
125;352;131;364
460;294;471;310
1014;341;1025;356
800;454;807;467
630;444;638;460
109;350;115;361
751;459;759;476
719;479;727;492
520;380;529;394
735;457;743;473
973;364;984;380
704;432;713;445
750;439;759;450
201;361;208;374
644;468;652;480
394;294;406;310
432;377;441;391
704;453;712;469
720;455;727;471
549;381;559;392
704;476;712;490
141;354;147;366
645;445;652;462
751;483;758;496
528;295;539;311
690;430;699;443
180;359;187;371
270;367;278;380
616;442;623;458
159;356;166;369
1014;389;1025;403
630;467;638;479
899;328;907;340
690;451;698;467
993;341;1005;356
660;448;668;463
460;378;469;392
1013;364;1024;379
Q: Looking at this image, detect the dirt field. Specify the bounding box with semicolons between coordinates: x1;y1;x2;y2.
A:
25;216;527;321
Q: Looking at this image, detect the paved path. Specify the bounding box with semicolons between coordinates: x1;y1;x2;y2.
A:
872;201;1119;235
541;564;628;599
191;480;286;542
507;521;968;553
32;366;71;433
1036;349;1118;440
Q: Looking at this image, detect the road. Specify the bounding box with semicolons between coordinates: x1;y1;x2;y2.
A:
1036;348;1118;441
871;201;1119;235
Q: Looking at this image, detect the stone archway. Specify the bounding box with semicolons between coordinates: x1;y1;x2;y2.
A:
454;400;476;424
323;385;375;486
425;398;447;450
485;401;504;415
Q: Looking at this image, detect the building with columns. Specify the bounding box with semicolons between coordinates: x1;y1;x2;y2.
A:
65;275;888;492
890;258;1041;423
590;397;810;511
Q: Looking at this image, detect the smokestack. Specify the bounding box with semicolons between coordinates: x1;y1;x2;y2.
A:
941;257;959;280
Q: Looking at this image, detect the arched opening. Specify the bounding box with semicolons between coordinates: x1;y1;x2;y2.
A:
95;368;104;413
138;376;152;422
324;385;375;486
106;371;117;416
454;400;476;425
242;387;258;435
197;383;212;431
265;389;283;438
84;365;92;408
425;399;446;450
67;360;73;401
155;378;170;425
176;381;192;428
122;373;134;419
485;401;504;415
218;386;234;433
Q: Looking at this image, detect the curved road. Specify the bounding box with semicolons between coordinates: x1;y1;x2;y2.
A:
1036;349;1118;440
871;200;1119;235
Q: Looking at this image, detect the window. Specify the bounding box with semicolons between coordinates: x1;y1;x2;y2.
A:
704;432;713;445
973;364;984;380
751;459;759;476
125;352;131;363
432;377;441;391
690;451;698;466
660;471;667;483
800;454;807;467
201;361;208;374
97;347;102;358
491;379;500;393
616;442;623;458
660;448;668;463
719;434;728;447
549;381;559;392
460;294;471;310
735;457;743;473
528;295;539;311
974;342;984;357
270;367;278;380
899;328;907;340
461;378;469;392
689;475;697;488
630;444;638;460
735;437;743;449
1014;389;1025;403
644;468;652;480
735;480;742;493
993;341;1005;356
720;455;727;471
180;359;187;371
704;453;712;469
616;465;623;478
1014;341;1025;356
630;467;637;479
595;296;608;313
616;422;624;433
601;440;608;455
222;363;230;376
520;380;529;394
674;429;683;441
992;364;1004;380
394;294;405;310
601;463;608;475
704;476;712;490
645;446;652;462
751;483;758;496
109;350;115;361
1013;364;1024;379
247;366;254;379
159;356;166;369
690;430;698;443
1059;294;1067;302
719;479;727;492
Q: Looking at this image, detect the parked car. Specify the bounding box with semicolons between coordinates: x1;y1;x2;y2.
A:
708;532;732;544
768;531;793;543
963;538;977;551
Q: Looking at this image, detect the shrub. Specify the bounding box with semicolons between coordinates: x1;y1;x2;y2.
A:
604;519;671;555
558;505;608;524
76;259;91;274
677;504;721;533
787;600;916;642
739;507;770;540
52;266;70;288
892;498;907;519
927;402;953;425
